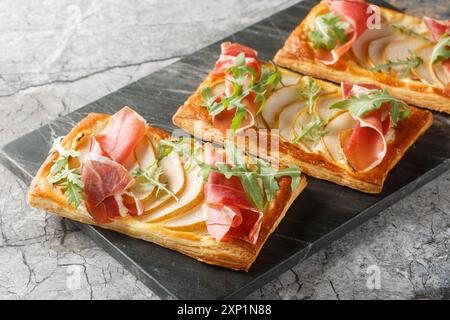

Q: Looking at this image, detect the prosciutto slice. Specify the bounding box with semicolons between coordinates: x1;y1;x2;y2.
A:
340;83;390;172
202;144;262;244
210;43;262;133
317;0;370;65
95;106;146;165
82;153;135;223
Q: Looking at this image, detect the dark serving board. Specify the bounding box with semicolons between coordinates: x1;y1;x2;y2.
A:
1;0;449;299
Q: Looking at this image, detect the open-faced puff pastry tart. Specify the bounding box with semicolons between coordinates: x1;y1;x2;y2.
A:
28;107;307;271
172;42;432;193
274;0;450;114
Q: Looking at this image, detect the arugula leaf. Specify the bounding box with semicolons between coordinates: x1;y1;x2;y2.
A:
368;50;423;78
200;55;281;134
259;166;280;204
199;141;302;211
292;116;328;143
48;167;85;208
132;166;178;201
258;164;301;204
48;136;84;208
299;76;321;113
330;89;410;126
308;12;349;51
224;140;264;211
49;136;80;158
51;156;69;175
431;34;450;64
49;136;80;175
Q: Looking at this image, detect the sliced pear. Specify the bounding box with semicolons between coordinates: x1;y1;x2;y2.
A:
262;85;301;128
212;81;226;97
321;112;357;163
278;101;306;142
315;94;342;121
432;60;449;87
141;165;204;223
413;43;448;87
352;25;392;67
143;151;186;213
130;137;158;200
161;205;206;232
368;34;404;67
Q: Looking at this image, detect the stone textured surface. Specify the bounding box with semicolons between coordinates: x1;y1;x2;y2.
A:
0;0;448;300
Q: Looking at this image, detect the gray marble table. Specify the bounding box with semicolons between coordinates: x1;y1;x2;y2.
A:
0;0;448;300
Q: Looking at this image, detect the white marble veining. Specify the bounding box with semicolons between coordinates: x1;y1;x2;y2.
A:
0;0;448;300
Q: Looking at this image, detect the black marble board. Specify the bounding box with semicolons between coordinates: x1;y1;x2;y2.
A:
1;0;449;300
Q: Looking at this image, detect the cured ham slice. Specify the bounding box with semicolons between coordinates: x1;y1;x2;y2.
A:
203;205;262;244
424;17;450;85
340;83;390;172
82;153;135;223
221;42;258;59
202;144;262;244
122;192;145;217
317;0;370;65
94;106;146;165
424;17;450;42
212;42;259;76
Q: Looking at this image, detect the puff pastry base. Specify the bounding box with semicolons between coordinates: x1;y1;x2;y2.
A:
28;113;307;271
273;2;450;114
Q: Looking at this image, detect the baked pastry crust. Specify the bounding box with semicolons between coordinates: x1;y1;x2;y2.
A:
273;2;450;114
28;112;307;271
172;70;433;194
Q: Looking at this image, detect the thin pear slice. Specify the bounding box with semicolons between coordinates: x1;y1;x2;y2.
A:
262;85;301;128
316;94;343;121
413;43;448;87
321;112;357;163
212;81;226;97
278;101;306;142
368;34;404;67
141;165;204;223
143;152;186;213
136;136;157;169
161;205;206;232
432;60;449;87
352;25;392;67
130;137;158;200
